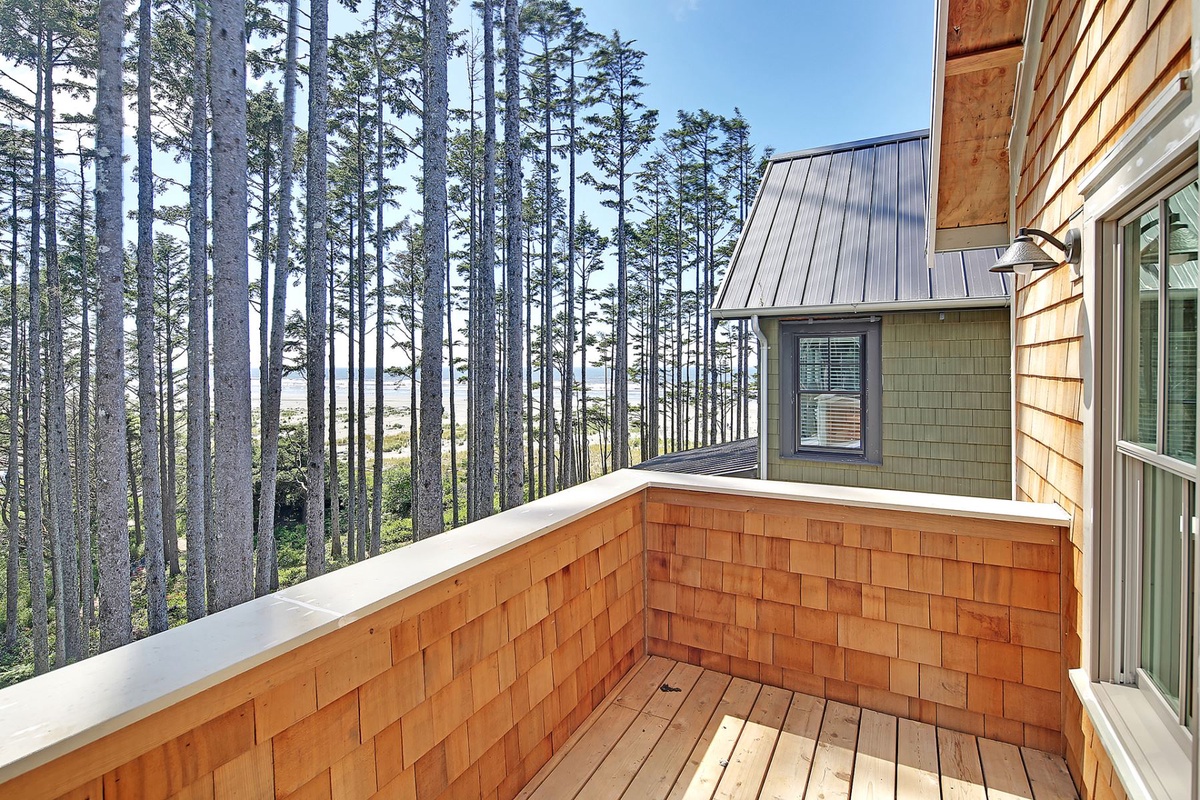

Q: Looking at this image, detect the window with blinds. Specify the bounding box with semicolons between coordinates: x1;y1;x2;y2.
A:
779;320;881;463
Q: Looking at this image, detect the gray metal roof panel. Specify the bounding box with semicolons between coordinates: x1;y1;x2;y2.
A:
863;141;899;304
632;438;758;476
896;137;930;303
774;153;832;307
832;147;876;306
714;129;1011;316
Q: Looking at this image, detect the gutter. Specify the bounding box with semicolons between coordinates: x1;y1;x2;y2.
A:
713;294;1011;321
750;315;769;480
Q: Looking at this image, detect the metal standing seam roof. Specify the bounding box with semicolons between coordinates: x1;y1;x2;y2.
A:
632;438;758;477
713;130;1011;318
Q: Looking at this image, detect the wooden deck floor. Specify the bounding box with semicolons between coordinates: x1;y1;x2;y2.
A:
518;656;1079;800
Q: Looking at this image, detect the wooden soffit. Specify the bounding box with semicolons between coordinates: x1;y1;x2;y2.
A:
929;0;1028;254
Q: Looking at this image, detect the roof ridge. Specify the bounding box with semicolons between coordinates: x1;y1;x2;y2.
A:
770;129;931;162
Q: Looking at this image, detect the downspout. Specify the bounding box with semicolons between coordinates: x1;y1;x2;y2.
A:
750;315;768;480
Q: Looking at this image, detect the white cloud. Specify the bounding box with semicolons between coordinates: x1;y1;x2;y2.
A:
670;0;699;21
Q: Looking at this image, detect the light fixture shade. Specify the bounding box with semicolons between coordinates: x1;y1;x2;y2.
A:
990;228;1081;274
990;234;1058;273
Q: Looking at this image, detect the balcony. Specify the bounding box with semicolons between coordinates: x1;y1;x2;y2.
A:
0;470;1074;799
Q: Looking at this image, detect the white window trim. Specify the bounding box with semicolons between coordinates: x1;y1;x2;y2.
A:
1077;63;1200;800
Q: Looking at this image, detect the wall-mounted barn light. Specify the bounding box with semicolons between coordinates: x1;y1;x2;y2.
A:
989;227;1082;275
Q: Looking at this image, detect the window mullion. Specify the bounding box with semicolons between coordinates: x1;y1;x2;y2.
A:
1157;198;1169;455
1179;483;1194;727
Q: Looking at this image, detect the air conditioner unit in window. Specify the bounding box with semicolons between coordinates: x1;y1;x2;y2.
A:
814;394;861;447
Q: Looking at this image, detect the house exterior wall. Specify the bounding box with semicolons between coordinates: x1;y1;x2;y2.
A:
1011;0;1192;795
763;309;1012;499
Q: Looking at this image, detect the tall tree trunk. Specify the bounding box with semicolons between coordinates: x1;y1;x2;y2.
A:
327;261;340;559
446;246;458;527
579;267;588;481
371;4;385;556
135;0;168;635
525;238;534;498
346;220;357;561
416;0;448;539
304;0;330;579
560;45;577;488
95;0;131;649
210;0;255;610
408;260;418;530
5;144;21;653
75;148;94;633
127;428;142;552
161;342;180;576
540;38;554;496
356;185;366;557
185;0;209;621
44;33;84;663
613;171;629;469
255;0;298;595
26;25;48;673
501;0;523;510
470;0;497;521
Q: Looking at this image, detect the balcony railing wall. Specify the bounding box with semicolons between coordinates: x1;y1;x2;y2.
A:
644;487;1066;753
0;472;1070;800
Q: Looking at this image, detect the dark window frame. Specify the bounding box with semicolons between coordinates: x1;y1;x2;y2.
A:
779;318;883;465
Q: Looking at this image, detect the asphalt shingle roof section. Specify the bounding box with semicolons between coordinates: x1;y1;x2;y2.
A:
713;130;1011;317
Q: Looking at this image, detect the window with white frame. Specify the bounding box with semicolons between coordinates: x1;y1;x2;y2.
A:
1115;171;1198;733
778;319;882;463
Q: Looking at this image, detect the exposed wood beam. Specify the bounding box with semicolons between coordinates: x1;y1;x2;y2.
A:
944;43;1024;77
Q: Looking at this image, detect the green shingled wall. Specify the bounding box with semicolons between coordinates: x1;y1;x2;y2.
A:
764;309;1012;499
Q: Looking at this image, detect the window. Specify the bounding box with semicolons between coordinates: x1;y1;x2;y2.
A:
1115;173;1198;733
779;319;881;463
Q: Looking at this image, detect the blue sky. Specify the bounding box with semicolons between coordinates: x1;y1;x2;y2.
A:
547;0;937;154
325;0;942;368
6;0;941;370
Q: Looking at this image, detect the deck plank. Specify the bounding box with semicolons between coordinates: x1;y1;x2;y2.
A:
938;729;987;800
625;671;733;800
1021;748;1079;800
613;656;679;712
803;700;861;800
578;663;704;799
524;703;641;799
895;718;939;800
713;685;792;799
576;713;670;800
644;662;706;721
665;677;761;800
516;656;651;800
978;739;1033;800
758;693;826;800
850;709;897;800
520;657;1080;800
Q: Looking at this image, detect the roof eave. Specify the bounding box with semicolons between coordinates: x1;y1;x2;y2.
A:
926;0;952;268
712;294;1012;320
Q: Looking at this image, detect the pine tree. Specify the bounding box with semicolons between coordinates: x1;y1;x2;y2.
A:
416;0;448;539
209;0;255;610
501;0;523;510
584;32;656;470
95;0;132;651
